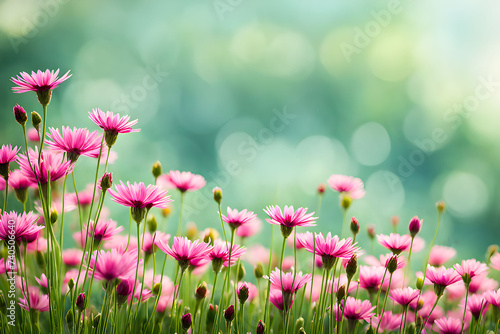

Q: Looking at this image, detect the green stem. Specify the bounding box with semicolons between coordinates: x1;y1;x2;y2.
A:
419;293;442;332
461;283;470;333
375;273;393;334
218;203;228;244
3;179;7;212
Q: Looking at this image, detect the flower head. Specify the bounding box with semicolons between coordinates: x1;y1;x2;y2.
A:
222;207;257;231
371;311;401;333
425;265;462;296
18;287;49;312
484;289;500;309
269;289;293;311
88;108;140;147
429;245;457;266
156;237;212;271
18;148;73;184
327;174;365;199
376;233;412;255
342;296;375;322
88;249;139;282
0;211;43;244
359;266;388;292
159;170;206;193
268;268;311;294
46;126;102;163
264;205;317;238
88;219;123;243
0;144;19;166
11;69;71;93
466;294;488;320
408;216;423;237
434;317;462;334
453;259;488;282
389;287;420;307
62;249;83;267
298;232;358;269
236;217;262;238
209;240;246;272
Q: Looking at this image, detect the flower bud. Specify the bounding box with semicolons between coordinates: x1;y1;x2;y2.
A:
436;201;445;214
181;313;192;330
336;285;346;304
195;282;208;300
391;215;399;227
387;255;398;274
76;293;86;311
50;208;58;224
212;187;222;204
203;228;218;245
161;207;171;218
66;309;74;329
317;183;326;195
366;325;375;334
31;111;42;131
256;320;265;334
238;283;249;304
408;216;422;238
341;195;352;210
367;224;375;240
14;104;27;125
206;304;217;332
350;217;359;235
416;299;424;311
346;255;357;280
237;262;246;281
92;313;101;328
100;172;113;192
298;328;306;334
295;317;305;333
152;161;162;179
254;263;264;279
68;278;75;290
224;305;235;322
487;245;498;263
406;323;416;334
148;215;158;233
416;277;424;290
153;283;161;295
186;222;198;240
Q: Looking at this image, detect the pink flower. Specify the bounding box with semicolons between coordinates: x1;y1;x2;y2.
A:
359;266;388;292
364;253;405;269
237;281;258;302
159;170;206;193
453;259;488;281
26;237;47;253
222;207;257;230
269;289;293;311
35;274;48;289
297;232;358;269
156;237;212;270
342;296;375;322
490;253;500;271
236;217;262;238
0;144;19;165
243;245;274;266
0;211;43;243
389;287;420;306
88;249;139;282
264;205;317;232
327;174;365;199
88;219;123;243
484;289;500;309
429;245;456;266
425;265;462;294
8;169;36;190
466;294;488;320
408;216;423;237
208;240;246;271
63;249;83;267
287;232;306;250
434;317;462;334
18;287;49;312
11;69;71;93
27;128;40;142
67;184;100;209
268;268;311;294
328;274;359;294
18;148;73;184
46;126;102;163
0;177;5;191
89;108;140;147
142;232;170;255
376;233;412;255
371;311;401;333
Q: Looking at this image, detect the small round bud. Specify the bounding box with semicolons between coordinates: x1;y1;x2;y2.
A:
408;216;422;238
203;228;219;245
416;299;424;311
346;255;357;280
391;215;399;227
161;207;172;218
254;263;264;279
152;161;162;179
76;293;86;311
153;283;161;295
341;195;352;210
298;328;306;334
295;317;305;333
195;282;208;300
256;320;265;334
487;245;499;263
336;285;346;304
148;215;158;233
31;111;42;130
436;201;445;213
387;255;398;274
224;305;235;322
237;262;246;281
238;283;249;304
100;172;113;192
350;217;359;235
212;187;222;204
406;323;416;334
14;104;27;125
416;277;424;290
317;183;326;195
50;208;58;224
367;224;375;240
92;313;101;328
181;313;192;330
366;325;375;334
68;278;75;290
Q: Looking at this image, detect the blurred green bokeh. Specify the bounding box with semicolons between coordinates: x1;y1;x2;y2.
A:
1;0;499;260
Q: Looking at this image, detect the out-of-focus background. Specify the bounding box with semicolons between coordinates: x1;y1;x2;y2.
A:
1;0;499;259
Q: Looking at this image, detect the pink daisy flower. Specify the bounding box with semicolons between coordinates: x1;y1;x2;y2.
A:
159;170;206;193
297;232;358;269
18;287;49;312
87;249;139;282
142;232;170;255
18;148;73;184
268;268;311;294
243;245;274;266
429;245;456;266
35;273;49;289
453;259;488;281
0;211;43;244
156;237;212;270
342;296;375;322
88;108;140;147
376;233;412;255
269;288;293;311
116;279;135;305
11;69;71;94
62;249;83;267
434;317;462;334
208;240;246;272
264;205;317;238
108;181;172;223
236;217;262;238
490;253;500;271
67;184;100;209
359;266;388;293
46;126;102;163
8;169;36;190
88;219;123;243
484;289;500;309
425;265;462;295
27;128;40;142
389;287;420;307
327;174;365;199
0;144;19;166
466;294;488;320
222;207;257;231
371;311;401;333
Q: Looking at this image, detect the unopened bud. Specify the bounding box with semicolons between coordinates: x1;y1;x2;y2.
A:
238;284;249;304
68;278;75;290
152;161;162;179
203;228;218;245
237;262;246;281
93;313;101;328
367;224;375;240
341;195;352;210
416;299;424;311
14;104;27;125
148;215;158;233
436;201;445;214
195;282;208;300
31;111;42;130
76;293;86;311
295;317;305;332
153;283;161;295
486;245;498;263
366;325;375;334
387;255;398;274
350;217;359;235
66;309;74;328
317;183;326;195
186;223;197;240
100;172;112;192
224;305;235;322
254;263;264;279
181;313;192;330
256;320;265;334
408;216;422;238
161;207;171;218
406;323;416;334
50;208;58;224
212;187;222;204
416;277;424;290
336;285;346;304
346;255;357;280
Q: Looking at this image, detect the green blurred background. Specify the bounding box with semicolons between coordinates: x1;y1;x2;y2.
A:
1;0;499;260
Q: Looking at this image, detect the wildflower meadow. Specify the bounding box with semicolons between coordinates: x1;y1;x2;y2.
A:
1;68;500;334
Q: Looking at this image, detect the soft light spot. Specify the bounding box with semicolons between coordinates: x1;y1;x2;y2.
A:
350;122;391;166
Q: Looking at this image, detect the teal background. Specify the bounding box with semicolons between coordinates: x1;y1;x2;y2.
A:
1;0;499;261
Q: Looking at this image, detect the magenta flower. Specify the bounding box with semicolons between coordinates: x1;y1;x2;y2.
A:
88;249;139;282
208;240;246;272
0;144;19;166
327;174;365;199
46;126;102;163
264;205;317;238
11;69;71;94
88;108;140;147
142;232;170;255
484;289;500;309
27;128;40;142
434;317;462;334
67;184;99;209
35;274;49;289
371;311;401;333
408;216;423;237
18;148;73;184
342;296;375;322
268;268;311;294
88;219;123;243
297;232;358;269
156;237;212;270
269;289;293;311
376;233;412;255
0;211;43;244
236;217;262;238
8;169;35;190
466;294;488;320
159;170;206;193
453;259;488;281
108;181;172;223
18;287;49;312
490;253;500;271
62;249;83;267
389;287;420;307
429;245;457;266
222;207;257;231
359;266;388;293
425;265;462;295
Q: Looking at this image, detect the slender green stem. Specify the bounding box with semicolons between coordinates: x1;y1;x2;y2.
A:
3;179;7;212
403;237;414;288
340;207;348;238
279;236;287;331
126;221;143;329
375;273;393;334
461;283;470;333
217;203;228;244
375;267;388;315
419;293;442;332
263;225;274;334
210;273;219;305
134;209;151;322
